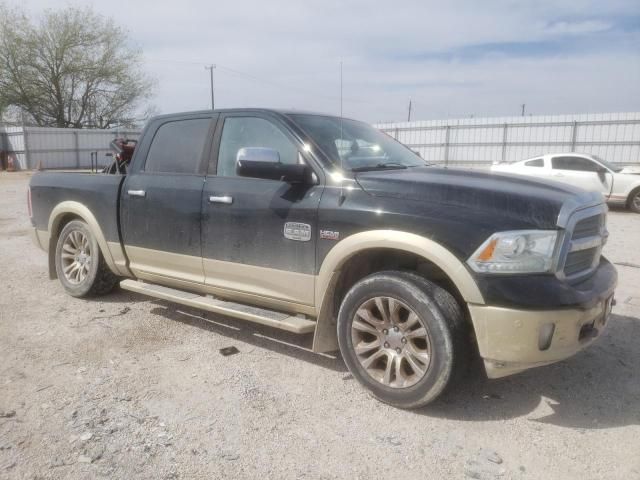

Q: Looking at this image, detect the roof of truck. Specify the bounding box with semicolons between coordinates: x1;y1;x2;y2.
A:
148;108;358;122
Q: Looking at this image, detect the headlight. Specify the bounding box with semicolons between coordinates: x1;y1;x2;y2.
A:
467;230;558;274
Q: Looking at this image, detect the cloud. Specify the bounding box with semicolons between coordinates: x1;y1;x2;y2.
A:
542;19;612;35
13;0;640;122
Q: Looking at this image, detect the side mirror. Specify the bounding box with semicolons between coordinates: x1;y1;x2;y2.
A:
236;147;312;183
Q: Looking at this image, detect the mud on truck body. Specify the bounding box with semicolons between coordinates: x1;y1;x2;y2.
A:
28;109;617;408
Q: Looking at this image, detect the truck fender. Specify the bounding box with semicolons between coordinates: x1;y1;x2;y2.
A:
47;201;126;279
312;230;485;353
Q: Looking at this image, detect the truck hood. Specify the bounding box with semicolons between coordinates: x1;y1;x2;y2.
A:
355;166;590;230
619;166;640;175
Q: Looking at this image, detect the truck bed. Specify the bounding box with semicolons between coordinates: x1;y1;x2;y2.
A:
29;172;125;247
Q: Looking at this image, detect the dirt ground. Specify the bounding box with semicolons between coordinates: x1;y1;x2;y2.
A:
1;171;639;480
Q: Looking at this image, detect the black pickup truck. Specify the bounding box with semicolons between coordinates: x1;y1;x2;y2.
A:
29;109;617;408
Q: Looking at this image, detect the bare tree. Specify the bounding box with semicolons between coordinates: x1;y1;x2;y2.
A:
0;4;154;128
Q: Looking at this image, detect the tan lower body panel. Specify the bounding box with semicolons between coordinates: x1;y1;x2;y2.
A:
123;245;316;316
107;241;132;277
135;270;316;317
468;301;610;378
202;258;314;307
120;279;315;334
125;245;205;284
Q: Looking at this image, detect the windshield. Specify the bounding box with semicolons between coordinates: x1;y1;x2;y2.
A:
592;155;623;173
290;114;428;171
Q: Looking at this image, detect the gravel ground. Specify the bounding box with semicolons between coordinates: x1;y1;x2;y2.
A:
1;171;639;480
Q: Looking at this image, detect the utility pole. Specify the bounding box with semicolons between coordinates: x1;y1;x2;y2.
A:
340;61;343;120
407;99;412;122
205;65;216;110
521;103;525;116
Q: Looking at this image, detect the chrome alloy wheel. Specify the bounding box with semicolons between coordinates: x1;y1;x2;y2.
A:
633;193;640;211
351;296;432;388
60;230;92;284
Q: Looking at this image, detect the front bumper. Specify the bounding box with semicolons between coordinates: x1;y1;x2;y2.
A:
473;258;618;310
469;293;614;379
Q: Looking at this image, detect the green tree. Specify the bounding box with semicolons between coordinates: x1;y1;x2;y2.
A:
0;4;154;128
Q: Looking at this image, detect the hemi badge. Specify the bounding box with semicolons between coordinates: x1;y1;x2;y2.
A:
284;222;311;242
320;230;340;240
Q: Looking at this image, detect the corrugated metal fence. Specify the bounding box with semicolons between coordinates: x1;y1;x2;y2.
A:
3;112;640;170
0;125;140;170
375;112;640;168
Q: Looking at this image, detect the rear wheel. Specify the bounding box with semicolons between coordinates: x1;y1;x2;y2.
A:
337;271;467;408
55;220;118;297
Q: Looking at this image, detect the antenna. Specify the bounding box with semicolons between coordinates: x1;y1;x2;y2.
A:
407;99;412;122
339;60;344;173
337;60;346;206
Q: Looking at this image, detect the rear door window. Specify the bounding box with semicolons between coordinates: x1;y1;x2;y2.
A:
145;118;211;174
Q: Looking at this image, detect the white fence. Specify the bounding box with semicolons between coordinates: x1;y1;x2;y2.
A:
375;112;640;168
0;125;140;170
3;112;640;170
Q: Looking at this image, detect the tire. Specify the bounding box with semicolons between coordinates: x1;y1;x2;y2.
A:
628;189;640;214
54;220;118;297
337;270;468;408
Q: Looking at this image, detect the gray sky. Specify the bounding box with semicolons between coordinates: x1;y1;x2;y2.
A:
17;0;640;122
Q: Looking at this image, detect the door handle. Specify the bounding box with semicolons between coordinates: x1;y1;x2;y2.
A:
128;189;146;197
209;195;233;205
552;173;564;177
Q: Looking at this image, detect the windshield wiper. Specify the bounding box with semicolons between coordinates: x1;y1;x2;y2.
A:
351;162;409;172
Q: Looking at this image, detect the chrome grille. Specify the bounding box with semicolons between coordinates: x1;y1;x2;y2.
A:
564;247;599;276
558;208;607;282
572;214;604;239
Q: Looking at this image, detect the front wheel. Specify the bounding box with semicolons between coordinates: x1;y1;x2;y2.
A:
337;271;468;408
54;220;118;297
629;189;640;214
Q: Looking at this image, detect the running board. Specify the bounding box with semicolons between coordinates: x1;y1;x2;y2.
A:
119;279;316;334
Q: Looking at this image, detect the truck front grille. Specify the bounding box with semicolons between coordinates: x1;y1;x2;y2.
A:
564;247;599;276
571;214;604;239
560;210;607;281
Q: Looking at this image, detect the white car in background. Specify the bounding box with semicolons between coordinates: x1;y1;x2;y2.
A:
492;153;640;213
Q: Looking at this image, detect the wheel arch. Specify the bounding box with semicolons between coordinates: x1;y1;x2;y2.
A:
47;201;119;279
312;230;485;353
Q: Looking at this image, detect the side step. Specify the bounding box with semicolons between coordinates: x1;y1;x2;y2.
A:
120;279;316;334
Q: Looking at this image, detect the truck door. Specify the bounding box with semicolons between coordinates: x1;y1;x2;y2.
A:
121;114;217;283
201;113;322;308
550;155;613;197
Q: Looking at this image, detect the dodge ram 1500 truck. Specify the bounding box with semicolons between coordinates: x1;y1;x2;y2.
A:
29;109;617;408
